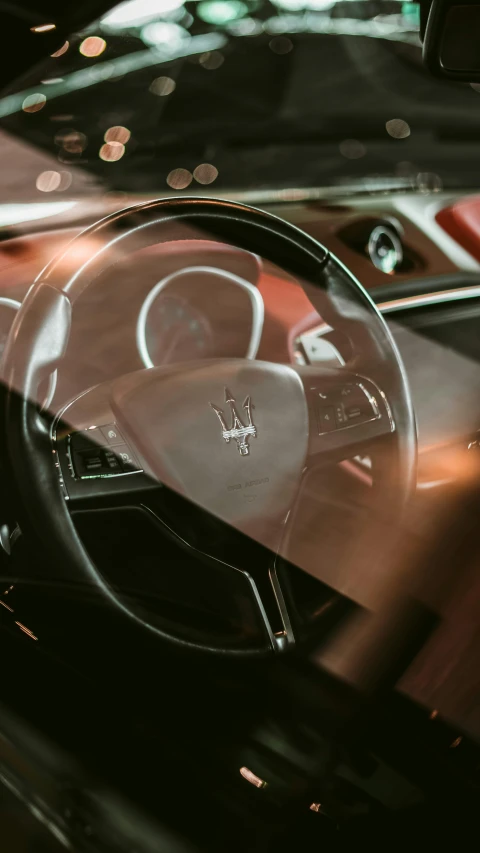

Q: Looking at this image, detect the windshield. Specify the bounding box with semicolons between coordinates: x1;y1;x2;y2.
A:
1;0;480;199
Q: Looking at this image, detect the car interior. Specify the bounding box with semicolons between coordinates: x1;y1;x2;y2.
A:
2;0;480;850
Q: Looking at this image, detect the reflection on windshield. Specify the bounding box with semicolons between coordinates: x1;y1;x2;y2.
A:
1;0;479;199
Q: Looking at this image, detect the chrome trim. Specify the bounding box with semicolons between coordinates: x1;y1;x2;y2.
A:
269;561;295;647
367;224;403;274
299;284;480;343
136;265;264;369
0;297;21;311
379;284;480;314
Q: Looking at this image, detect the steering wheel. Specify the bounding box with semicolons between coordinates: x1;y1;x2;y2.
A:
2;198;417;657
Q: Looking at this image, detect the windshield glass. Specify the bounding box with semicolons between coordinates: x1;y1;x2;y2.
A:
1;0;479;199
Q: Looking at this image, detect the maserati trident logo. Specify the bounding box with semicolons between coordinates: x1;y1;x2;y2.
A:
210;387;257;456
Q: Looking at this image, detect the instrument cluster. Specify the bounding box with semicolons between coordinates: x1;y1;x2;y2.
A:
136;265;264;368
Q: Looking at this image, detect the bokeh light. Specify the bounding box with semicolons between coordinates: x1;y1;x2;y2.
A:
79;37;107;58
36;171;62;192
50;41;69;57
22;93;46;114
166;168;192;189
99;142;125;162
386;118;411;139
149;76;176;96
227;17;262;34
55;129;87;153
339;139;366;159
141;22;189;47
31;23;56;33
269;36;293;54
193;163;218;184
105;125;131;144
197;0;248;24
36;170;72;193
416;172;442;193
199;51;224;70
102;0;185;27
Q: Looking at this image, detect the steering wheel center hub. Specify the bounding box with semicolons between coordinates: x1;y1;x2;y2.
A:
111;359;309;541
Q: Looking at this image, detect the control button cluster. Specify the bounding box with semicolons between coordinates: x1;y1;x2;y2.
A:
70;423;141;478
315;385;378;435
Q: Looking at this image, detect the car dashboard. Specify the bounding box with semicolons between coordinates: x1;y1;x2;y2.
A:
0;190;479;494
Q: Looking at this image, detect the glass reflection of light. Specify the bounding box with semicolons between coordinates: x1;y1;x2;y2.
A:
102;0;185;28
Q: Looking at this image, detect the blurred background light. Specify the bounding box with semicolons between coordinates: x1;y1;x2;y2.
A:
104;125;131;143
51;41;69;57
199;50;224;68
0;33;227;120
141;22;189;47
22;93;46;113
99;141;125;161
269;35;293;53
339;138;366;159
31;23;56;33
149;76;176;95
0;203;76;226
79;37;107;57
197;0;248;24
166;168;192;189
55;129;87;153
102;0;185;28
227;17;262;34
36;169;74;193
36;170;62;192
269;0;334;10
386;118;411;139
193;163;218;184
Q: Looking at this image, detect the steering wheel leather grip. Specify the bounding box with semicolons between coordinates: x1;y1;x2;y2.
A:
2;198;417;656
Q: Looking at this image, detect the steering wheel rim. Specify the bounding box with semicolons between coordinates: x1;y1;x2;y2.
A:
2;197;417;657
